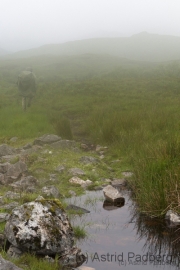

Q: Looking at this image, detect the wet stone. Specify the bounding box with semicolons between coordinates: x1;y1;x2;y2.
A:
103;185;125;204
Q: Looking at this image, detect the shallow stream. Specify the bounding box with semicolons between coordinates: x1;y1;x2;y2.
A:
66;189;180;270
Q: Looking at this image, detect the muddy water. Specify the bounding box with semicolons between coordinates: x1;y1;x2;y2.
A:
66;190;180;270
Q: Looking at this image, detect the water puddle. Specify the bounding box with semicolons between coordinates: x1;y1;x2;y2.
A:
66;190;180;270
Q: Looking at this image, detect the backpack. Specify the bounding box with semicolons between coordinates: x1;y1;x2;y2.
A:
17;71;36;92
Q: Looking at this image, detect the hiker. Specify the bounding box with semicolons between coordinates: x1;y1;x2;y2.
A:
17;67;37;111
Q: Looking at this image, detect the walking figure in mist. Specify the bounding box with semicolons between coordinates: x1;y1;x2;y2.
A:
17;67;37;111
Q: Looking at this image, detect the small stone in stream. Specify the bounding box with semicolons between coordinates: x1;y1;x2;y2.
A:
103;185;125;204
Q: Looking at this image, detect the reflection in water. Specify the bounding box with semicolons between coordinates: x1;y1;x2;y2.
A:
66;190;180;269
130;208;180;268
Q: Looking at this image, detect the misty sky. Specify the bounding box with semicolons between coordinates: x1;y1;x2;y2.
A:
1;0;180;52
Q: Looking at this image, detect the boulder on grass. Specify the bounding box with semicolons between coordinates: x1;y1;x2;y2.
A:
33;134;61;146
5;196;86;268
0;255;23;270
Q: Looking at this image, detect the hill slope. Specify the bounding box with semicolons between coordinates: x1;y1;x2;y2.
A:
6;32;180;62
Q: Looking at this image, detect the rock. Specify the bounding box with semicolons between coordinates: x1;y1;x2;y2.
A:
165;210;180;224
5;198;83;258
0;213;10;222
0;144;16;157
51;140;76;149
4;191;20;199
0;234;6;249
66;204;90;214
122;171;133;177
33;134;61;146
0;255;23;270
0;163;10;174
111;178;127;187
0;174;5;185
69;190;77;196
7;245;23;258
103;185;125;204
1;202;19;210
59;246;86;269
79;156;99;165
23;143;32;150
68;168;86;176
6;161;27;181
10;175;37;191
10;137;18;143
69;177;92;187
41;185;61;198
55;165;66;173
49;174;58;181
96;145;108;152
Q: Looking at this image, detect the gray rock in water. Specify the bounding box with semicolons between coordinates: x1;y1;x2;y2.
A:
33;134;61;146
0;144;16;157
41;185;61;198
165;210;180;225
68;168;86;176
103;185;125;204
0;255;23;270
79;156;99;164
5;198;82;256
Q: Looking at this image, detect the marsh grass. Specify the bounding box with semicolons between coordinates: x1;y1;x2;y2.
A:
73;225;87;239
1;60;180;217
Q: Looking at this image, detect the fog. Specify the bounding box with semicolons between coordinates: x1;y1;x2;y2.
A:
1;0;180;52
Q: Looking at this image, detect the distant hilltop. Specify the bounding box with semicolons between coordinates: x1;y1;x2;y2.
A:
3;32;180;62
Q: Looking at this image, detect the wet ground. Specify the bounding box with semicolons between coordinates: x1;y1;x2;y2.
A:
66;190;180;270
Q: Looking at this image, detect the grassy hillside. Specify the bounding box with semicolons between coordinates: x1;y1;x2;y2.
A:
5;32;180;62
